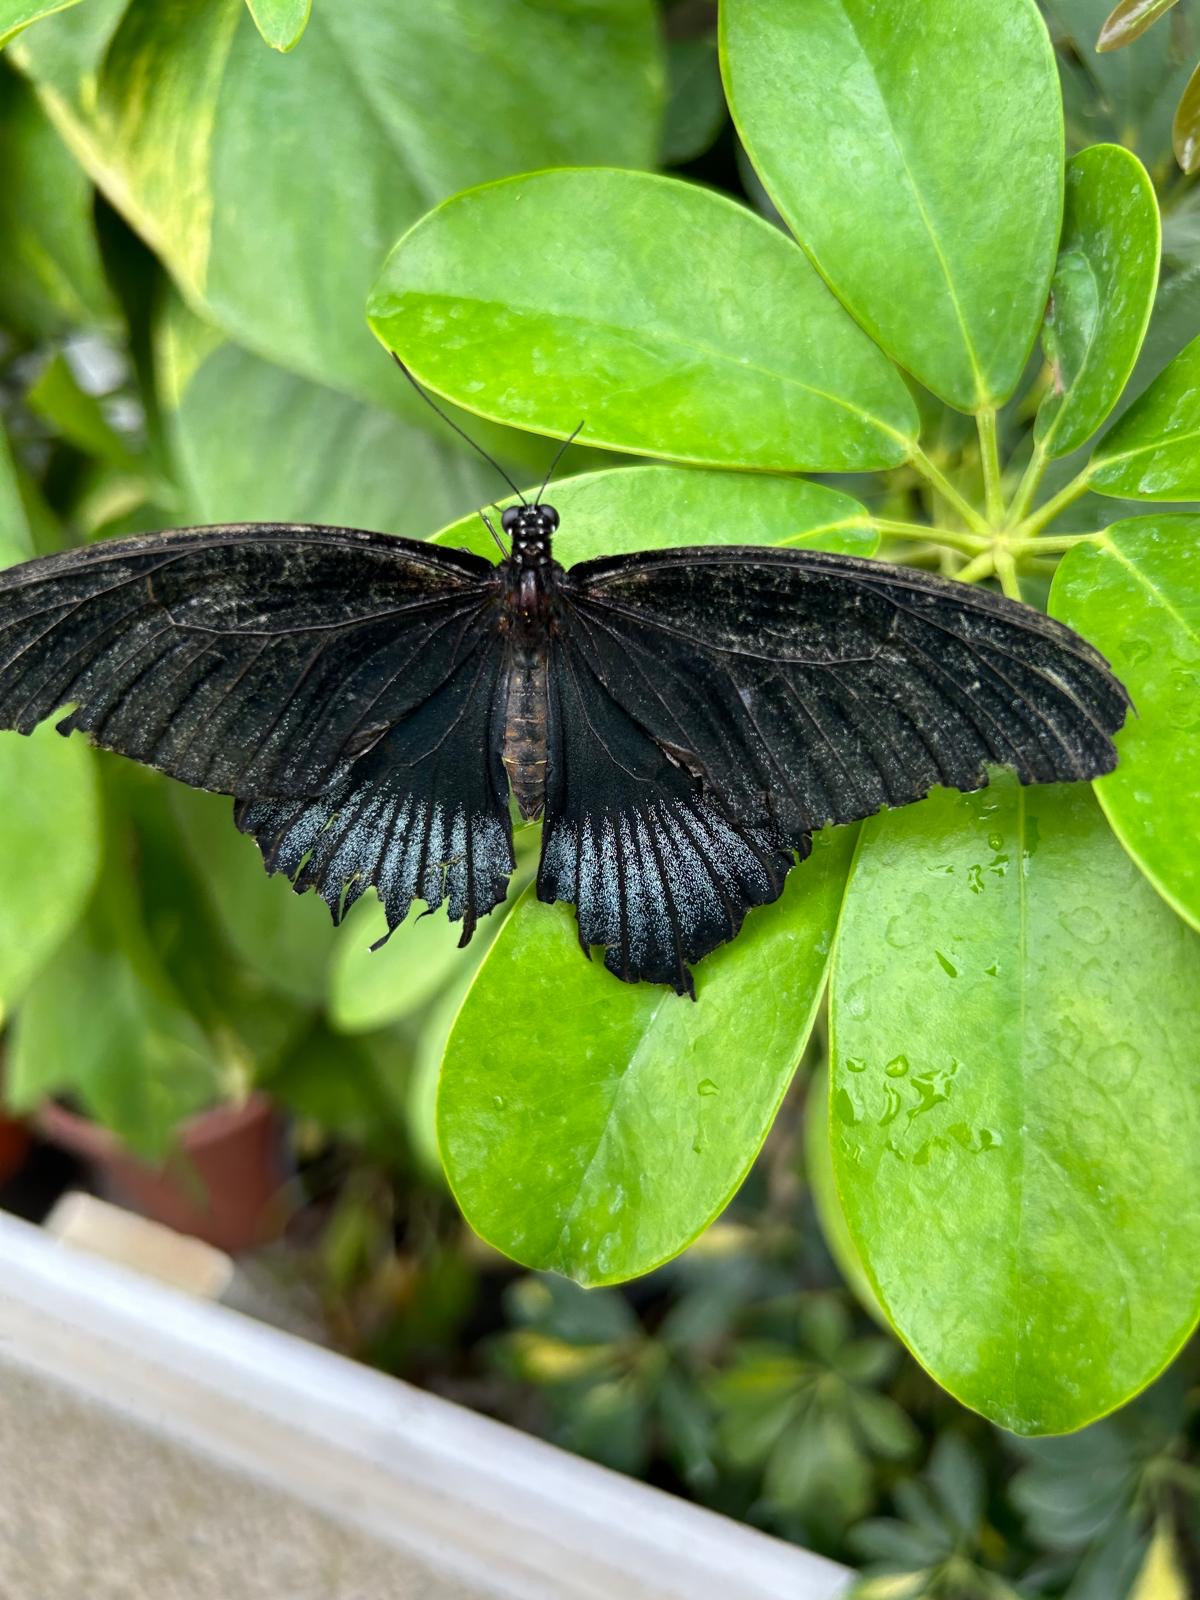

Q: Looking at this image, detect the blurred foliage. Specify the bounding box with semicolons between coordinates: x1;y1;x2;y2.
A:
0;0;1196;1588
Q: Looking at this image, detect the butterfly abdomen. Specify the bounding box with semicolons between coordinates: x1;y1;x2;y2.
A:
501;643;549;820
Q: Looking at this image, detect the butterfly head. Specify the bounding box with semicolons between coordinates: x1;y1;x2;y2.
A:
502;503;559;567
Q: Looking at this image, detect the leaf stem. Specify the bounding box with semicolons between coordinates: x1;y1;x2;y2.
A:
1009;531;1103;555
1005;439;1049;527
909;446;991;536
993;547;1023;602
873;518;988;555
954;550;996;584
1012;467;1094;539
976;407;1005;526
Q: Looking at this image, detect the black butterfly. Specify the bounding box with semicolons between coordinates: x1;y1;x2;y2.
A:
0;465;1128;995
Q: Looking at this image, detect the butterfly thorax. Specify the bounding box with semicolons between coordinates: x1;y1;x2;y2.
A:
498;519;562;821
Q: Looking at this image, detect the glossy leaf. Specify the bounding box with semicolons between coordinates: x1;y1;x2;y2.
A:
369;170;918;472
439;826;857;1285
832;775;1200;1434
721;0;1064;411
1037;145;1160;460
0;70;112;339
169;337;496;535
14;0;662;412
431;463;880;565
0;425;31;569
1050;516;1200;932
1097;0;1181;51
0;0;79;47
804;1066;886;1325
1090;332;1200;497
1173;61;1200;175
245;0;310;52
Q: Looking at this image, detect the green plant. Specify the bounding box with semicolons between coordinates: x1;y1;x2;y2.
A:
365;0;1200;1437
0;0;1196;1449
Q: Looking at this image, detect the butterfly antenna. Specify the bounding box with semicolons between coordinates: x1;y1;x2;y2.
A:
390;352;526;505
479;509;507;555
535;419;585;506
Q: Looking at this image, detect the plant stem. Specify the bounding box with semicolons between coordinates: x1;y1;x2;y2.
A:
976;407;1005;526
1010;531;1104;555
1005;439;1049;527
873;518;988;555
1012;467;1094;540
955;550;996;584
909;446;991;536
993;547;1023;602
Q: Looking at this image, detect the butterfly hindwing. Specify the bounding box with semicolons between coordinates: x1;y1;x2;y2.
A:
235;631;515;943
539;639;798;995
0;524;498;797
558;545;1129;844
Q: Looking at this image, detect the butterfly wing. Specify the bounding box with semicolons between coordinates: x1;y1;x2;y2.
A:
235;628;514;944
559;545;1128;844
0;523;516;939
538;635;798;997
0;523;499;795
541;545;1128;991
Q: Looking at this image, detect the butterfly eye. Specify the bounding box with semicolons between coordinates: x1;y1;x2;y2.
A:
501;506;522;534
540;505;560;532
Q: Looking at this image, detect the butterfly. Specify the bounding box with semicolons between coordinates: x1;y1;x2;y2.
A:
0;380;1128;997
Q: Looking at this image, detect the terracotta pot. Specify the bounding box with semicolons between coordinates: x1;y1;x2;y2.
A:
0;1113;31;1186
35;1093;288;1254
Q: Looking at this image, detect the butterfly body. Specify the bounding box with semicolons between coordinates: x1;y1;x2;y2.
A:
0;508;1129;996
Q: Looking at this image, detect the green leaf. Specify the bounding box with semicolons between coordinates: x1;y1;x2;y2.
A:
438;826;857;1286
245;0;310;52
0;722;100;1019
1173;60;1200;175
661;34;725;166
15;0;663;411
1050;516;1200;932
804;1066;887;1325
0;423;32;568
1037;145;1160;460
26;352;141;472
1097;0;1181;51
8;911;222;1159
169;336;496;533
831;774;1200;1434
369;170;918;472
722;0;1064;412
167;785;333;1003
1090;332;1200;497
0;67;112;339
0;0;80;48
328;896;476;1034
431;463;880;565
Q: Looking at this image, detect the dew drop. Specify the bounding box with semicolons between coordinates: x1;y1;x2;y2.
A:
884;1054;910;1078
987;832;1004;851
697;1078;719;1097
967;864;985;894
845;1056;868;1074
834;1088;861;1126
934;950;958;978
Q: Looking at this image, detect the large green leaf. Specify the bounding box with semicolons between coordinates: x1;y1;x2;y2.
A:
439;826;858;1285
1050;516;1200;931
831;775;1200;1434
245;0;310;52
15;0;662;412
0;722;100;1020
0;436;99;1019
721;0;1064;412
368;170;918;472
169;337;496;534
1090;332;1200;497
1036;145;1160;460
431;462;880;564
0;0;80;48
0;66;112;338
